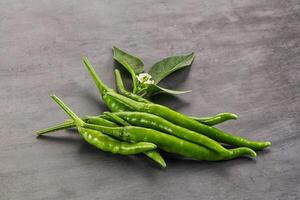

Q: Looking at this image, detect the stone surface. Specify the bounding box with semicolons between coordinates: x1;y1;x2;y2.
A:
0;0;299;199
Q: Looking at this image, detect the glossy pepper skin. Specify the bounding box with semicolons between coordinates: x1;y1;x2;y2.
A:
105;92;271;151
37;118;166;168
79;127;156;155
45;95;157;155
110;111;229;154
38;95;166;168
84;114;255;160
85;123;256;161
101;112;166;168
49;94;256;160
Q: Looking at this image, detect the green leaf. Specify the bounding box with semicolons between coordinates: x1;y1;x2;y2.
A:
112;47;144;93
148;52;195;84
141;84;192;97
112;46;144;74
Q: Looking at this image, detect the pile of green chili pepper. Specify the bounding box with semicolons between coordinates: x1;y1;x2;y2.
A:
37;51;271;168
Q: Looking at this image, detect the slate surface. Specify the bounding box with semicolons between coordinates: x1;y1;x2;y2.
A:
0;0;299;199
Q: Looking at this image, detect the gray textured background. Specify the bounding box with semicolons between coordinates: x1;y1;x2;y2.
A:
0;0;299;199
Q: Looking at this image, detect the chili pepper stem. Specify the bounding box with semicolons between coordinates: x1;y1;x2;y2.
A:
36;121;75;135
83;58;132;112
50;95;85;127
83;57;112;94
114;69;150;104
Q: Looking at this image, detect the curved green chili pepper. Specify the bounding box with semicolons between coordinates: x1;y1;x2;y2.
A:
85;123;256;160
109;111;229;154
78;128;156;155
105;92;271;150
37;118;166;168
37;97;166;168
43;95;157;155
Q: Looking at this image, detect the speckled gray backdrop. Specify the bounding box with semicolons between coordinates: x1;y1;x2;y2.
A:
0;0;299;199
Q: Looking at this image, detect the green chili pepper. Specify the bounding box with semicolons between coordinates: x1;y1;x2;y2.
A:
105;92;271;150
85;123;256;160
109;111;229;154
42;95;157;155
37;100;166;168
37;120;166;168
78;128;157;155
